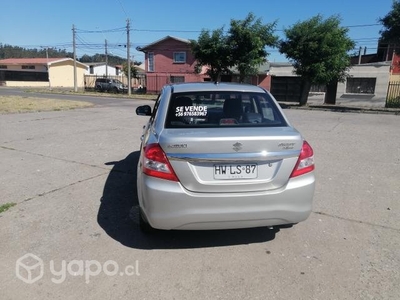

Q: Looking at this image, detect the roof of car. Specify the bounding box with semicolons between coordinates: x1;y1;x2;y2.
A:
169;82;266;93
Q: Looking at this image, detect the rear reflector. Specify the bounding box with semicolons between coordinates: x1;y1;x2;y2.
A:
142;143;178;181
290;140;315;178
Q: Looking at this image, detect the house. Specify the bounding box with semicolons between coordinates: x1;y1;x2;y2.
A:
85;62;121;76
84;63;146;90
137;35;392;106
137;35;275;93
267;60;391;106
0;58;88;88
137;36;208;93
352;43;400;82
348;43;400;106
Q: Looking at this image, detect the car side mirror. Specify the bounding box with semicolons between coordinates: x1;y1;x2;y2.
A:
136;105;152;116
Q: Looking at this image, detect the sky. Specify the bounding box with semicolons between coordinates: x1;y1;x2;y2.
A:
0;0;396;63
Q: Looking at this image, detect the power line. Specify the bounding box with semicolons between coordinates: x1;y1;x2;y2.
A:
9;21;384;50
76;27;126;34
5;22;385;63
116;0;129;18
132;23;382;34
344;23;381;28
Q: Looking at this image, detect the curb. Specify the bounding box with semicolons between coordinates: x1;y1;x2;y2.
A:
278;102;400;115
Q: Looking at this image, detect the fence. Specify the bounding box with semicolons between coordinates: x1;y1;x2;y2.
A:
386;81;400;108
146;75;171;94
84;74;146;90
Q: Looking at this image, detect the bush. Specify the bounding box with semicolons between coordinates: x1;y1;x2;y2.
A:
386;96;400;108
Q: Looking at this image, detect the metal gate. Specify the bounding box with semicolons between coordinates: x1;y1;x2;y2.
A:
270;76;302;102
386;81;400;107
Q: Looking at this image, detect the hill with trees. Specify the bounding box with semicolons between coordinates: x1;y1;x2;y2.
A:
0;44;140;66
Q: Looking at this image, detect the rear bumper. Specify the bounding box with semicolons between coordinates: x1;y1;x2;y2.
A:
138;172;315;230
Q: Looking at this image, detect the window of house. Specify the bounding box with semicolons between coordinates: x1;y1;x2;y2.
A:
170;76;185;83
173;52;186;63
21;65;35;70
0;65;7;69
148;52;154;72
346;77;376;94
89;66;94;74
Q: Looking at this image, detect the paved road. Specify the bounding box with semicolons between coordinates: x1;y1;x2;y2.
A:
0;96;399;299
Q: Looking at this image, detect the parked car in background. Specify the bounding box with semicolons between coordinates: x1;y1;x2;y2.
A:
95;78;128;93
135;82;315;232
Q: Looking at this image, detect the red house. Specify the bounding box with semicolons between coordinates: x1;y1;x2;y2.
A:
137;36;208;93
137;35;272;93
391;53;400;75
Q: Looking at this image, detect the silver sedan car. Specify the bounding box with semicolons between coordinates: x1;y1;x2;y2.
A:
136;82;315;231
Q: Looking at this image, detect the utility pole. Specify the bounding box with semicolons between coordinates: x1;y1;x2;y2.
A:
127;19;131;95
41;46;51;90
358;46;362;65
72;24;78;92
105;39;108;78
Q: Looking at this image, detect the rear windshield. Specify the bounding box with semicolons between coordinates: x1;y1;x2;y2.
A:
165;91;287;128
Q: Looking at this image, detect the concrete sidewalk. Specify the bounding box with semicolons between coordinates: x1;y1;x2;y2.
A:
306;93;387;108
279;93;400;115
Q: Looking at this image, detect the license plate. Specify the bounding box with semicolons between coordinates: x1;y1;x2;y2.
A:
213;164;258;180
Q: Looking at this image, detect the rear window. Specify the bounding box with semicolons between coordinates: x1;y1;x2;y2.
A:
165;91;287;128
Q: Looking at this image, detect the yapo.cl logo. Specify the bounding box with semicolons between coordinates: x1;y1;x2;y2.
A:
16;253;44;284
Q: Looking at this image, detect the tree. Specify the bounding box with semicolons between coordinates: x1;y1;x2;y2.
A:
122;62;138;79
191;13;278;82
79;53;130;66
79;54;93;63
228;13;278;82
190;27;232;81
379;0;400;46
0;44;73;59
279;15;355;105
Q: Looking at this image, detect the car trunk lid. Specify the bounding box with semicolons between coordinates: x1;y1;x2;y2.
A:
159;127;303;193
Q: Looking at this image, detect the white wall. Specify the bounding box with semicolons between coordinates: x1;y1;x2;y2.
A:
337;63;391;106
86;65;117;76
269;62;390;107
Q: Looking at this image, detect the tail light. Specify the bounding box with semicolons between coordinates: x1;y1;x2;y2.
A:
142;143;178;181
290;140;315;178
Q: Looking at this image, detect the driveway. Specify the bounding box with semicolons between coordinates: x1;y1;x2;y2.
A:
0;99;399;299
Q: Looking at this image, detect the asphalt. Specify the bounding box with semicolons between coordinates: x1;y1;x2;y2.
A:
0;89;399;299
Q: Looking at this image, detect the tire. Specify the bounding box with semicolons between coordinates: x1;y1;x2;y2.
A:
113;87;119;94
139;209;155;233
95;85;103;92
277;223;297;229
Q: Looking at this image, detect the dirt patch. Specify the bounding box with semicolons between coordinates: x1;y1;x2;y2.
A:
0;95;93;114
25;88;158;100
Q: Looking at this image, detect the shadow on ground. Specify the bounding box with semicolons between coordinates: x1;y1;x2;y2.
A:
98;151;279;250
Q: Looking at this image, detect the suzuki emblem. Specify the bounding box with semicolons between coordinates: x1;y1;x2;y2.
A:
233;142;243;152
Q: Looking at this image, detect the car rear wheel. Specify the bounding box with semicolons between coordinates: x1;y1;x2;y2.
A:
139;209;155;233
277;223;297;229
